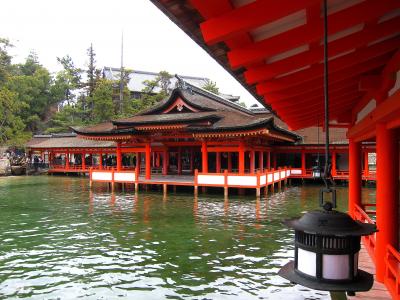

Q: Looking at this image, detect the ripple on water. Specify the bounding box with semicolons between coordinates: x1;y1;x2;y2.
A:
0;176;359;299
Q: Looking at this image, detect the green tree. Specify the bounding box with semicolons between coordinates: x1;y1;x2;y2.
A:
0;87;29;146
202;79;219;94
0;38;12;83
86;44;96;98
92;79;115;122
7;54;58;133
45;105;83;133
54;55;82;105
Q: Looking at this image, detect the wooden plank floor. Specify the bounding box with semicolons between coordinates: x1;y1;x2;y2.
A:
350;246;391;300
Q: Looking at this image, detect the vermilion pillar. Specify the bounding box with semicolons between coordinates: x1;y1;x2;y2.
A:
116;142;122;171
375;124;399;282
201;140;208;173
301;151;306;174
250;150;255;173
331;151;337;176
267;151;271;170
163;149;168;175
348;139;362;218
227;152;232;172
239;141;245;174
66;151;70;170
216;152;221;173
145;142;151;180
82;152;86;170
259;151;264;173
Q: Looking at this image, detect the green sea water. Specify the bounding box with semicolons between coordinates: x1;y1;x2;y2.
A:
0;176;376;299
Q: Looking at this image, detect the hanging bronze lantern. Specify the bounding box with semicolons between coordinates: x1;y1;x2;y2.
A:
278;197;377;293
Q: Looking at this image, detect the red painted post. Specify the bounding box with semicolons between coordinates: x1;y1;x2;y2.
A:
82;152;86;170
201;140;208;173
116;142;122;171
224;169;228;197
348;139;362;218
216;152;221;173
375;124;399;282
250;150;255;173
163;149;168;175
259;151;264;173
301;150;306;176
331;151;337;176
239;141;245;174
267;151;271;170
65;151;70;170
227;152;232;172
145;142;151;180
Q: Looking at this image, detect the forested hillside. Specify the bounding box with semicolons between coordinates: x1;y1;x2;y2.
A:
0;39;172;147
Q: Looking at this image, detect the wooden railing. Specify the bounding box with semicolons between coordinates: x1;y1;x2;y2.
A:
195;167;290;189
354;204;376;261
90;168;139;184
385;245;400;300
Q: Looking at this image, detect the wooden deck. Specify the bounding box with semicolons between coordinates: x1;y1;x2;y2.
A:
350;246;391;300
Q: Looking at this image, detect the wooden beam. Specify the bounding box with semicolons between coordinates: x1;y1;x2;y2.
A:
359;75;383;91
348;90;400;139
257;38;399;93
278;93;359;118
352;50;400;116
263;77;359;101
269;84;358;110
227;0;398;67
257;53;391;94
199;0;317;45
244;17;400;84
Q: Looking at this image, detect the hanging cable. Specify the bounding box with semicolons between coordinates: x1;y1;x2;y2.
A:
320;0;336;210
323;0;330;190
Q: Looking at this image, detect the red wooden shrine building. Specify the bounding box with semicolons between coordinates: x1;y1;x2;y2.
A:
27;82;376;185
147;0;400;298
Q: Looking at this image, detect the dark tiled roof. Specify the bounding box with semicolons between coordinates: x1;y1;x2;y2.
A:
73;85;300;141
26;134;116;149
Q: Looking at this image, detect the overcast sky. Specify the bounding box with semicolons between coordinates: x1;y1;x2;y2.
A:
0;0;259;106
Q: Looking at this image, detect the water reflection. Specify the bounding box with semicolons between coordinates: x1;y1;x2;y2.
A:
0;176;361;299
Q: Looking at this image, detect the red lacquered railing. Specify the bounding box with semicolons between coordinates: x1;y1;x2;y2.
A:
385;245;400;300
354;204;376;262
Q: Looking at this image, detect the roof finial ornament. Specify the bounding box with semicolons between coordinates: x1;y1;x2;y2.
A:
175;74;193;94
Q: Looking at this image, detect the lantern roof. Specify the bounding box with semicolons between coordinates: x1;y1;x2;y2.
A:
285;209;377;236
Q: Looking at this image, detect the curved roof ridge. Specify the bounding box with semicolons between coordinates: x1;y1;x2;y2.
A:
181;79;255;116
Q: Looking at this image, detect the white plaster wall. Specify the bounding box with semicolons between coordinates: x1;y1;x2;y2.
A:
92;171;112;181
198;175;225;185
260;175;266;185
267;174;273;183
291;169;303;175
114;172;135;182
228;175;257;186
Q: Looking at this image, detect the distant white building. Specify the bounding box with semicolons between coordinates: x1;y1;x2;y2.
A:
102;67;240;102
